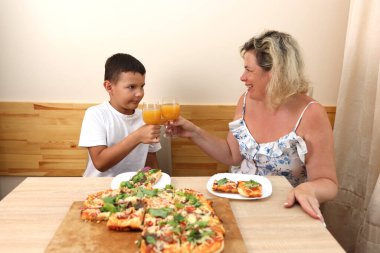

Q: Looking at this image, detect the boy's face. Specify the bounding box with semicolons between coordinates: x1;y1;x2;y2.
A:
104;72;145;115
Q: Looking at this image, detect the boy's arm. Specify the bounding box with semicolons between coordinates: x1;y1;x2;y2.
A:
89;125;161;172
145;152;159;169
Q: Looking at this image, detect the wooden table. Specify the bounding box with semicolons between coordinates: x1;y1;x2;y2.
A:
0;176;344;253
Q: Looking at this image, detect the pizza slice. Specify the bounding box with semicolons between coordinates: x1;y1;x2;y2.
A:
174;188;211;210
212;177;238;193
139;206;184;252
83;189;121;208
237;179;263;198
106;194;146;231
180;226;224;253
143;207;176;227
138;223;182;253
82;194;104;209
145;168;162;186
80;208;111;222
119;168;162;189
173;188;225;253
121;170;149;188
81;189;146;229
80;189;121;221
106;206;145;231
178;197;225;238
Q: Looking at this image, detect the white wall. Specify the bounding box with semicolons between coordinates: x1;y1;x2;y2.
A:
0;0;349;105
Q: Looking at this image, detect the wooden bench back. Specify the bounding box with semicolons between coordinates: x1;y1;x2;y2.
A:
0;102;336;176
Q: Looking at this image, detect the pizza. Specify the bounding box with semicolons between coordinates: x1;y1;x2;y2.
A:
80;174;225;253
119;167;162;189
237;180;263;198
106;194;146;231
81;189;120;222
212;177;262;198
212;178;238;193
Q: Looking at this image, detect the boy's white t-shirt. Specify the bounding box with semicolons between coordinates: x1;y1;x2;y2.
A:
79;102;161;177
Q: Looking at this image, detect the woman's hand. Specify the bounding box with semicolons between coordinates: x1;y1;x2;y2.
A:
284;182;326;226
165;116;199;138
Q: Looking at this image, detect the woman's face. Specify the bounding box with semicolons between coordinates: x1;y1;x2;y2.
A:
240;51;271;101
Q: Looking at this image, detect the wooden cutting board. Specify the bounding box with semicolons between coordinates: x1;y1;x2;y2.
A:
45;198;247;253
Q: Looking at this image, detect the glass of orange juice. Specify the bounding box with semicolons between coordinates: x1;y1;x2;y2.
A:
161;98;180;137
142;102;161;125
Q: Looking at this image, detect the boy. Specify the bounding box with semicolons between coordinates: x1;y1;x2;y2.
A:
79;53;161;177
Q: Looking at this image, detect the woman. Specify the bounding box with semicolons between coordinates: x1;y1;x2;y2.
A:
168;31;337;222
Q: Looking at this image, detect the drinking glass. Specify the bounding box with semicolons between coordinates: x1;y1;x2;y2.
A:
161;98;180;137
142;102;161;125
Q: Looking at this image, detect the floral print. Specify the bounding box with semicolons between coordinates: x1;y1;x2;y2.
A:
229;93;316;187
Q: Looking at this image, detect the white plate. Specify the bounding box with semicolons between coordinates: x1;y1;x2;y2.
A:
111;172;171;190
206;173;272;200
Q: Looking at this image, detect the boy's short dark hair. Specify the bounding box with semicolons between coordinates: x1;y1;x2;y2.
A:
104;53;146;82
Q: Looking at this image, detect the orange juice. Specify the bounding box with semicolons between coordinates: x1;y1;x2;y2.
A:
142;109;161;124
161;104;180;120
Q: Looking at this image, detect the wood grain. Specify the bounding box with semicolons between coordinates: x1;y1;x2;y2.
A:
0;102;336;177
0;102;92;176
0;176;345;253
45;199;247;253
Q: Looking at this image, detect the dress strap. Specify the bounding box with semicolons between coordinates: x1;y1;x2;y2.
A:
242;91;248;118
293;101;318;131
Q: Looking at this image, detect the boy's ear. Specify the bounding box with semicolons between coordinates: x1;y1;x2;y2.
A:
104;80;112;94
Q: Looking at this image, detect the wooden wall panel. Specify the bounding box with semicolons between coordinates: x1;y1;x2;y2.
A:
171;105;234;177
0;102;336;177
325;106;336;129
0;102;92;176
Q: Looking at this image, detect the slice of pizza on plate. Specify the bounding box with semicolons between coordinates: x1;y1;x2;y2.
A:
237;179;263;198
212;177;238;193
145;168;162;185
119;167;162;189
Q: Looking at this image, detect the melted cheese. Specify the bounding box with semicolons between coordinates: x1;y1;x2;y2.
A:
200;213;211;222
125;196;139;203
187;214;197;224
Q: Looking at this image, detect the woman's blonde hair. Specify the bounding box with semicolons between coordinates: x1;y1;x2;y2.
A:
241;31;310;108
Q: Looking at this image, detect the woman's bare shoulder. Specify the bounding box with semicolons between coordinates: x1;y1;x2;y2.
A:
233;93;246;120
295;95;331;132
237;93;245;106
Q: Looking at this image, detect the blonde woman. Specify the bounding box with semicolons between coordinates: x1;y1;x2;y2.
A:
168;31;337;222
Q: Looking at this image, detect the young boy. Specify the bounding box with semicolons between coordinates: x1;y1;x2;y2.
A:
79;53;161;177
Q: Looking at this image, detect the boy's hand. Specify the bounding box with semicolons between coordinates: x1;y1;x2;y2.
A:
136;124;161;144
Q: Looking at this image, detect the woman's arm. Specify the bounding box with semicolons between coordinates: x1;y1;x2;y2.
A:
190;126;242;165
169;95;245;166
285;103;338;221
